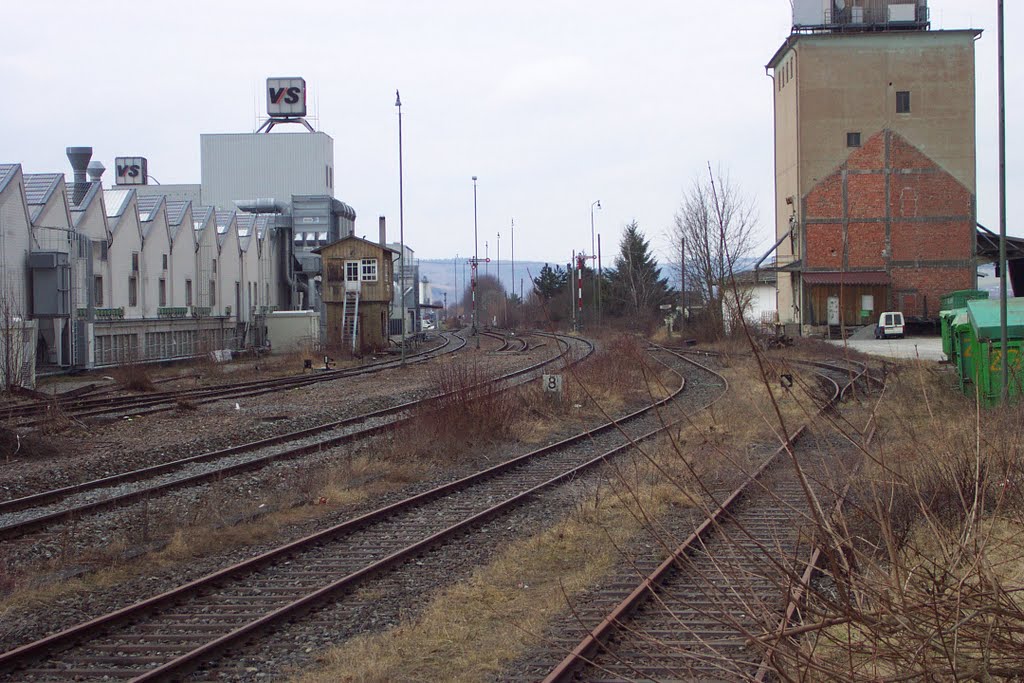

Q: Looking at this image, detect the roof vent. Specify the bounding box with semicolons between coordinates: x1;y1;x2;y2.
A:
87;160;105;184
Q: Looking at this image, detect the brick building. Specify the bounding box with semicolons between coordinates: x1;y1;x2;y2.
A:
766;1;981;329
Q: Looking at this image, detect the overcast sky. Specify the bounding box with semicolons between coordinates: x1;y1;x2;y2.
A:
2;1;1018;264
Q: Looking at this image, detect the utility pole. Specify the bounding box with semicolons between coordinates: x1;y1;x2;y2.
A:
511;218;515;300
396;90;406;366
472;176;479;349
597;234;603;327
681;235;686;327
998;0;1009;402
590;200;601;326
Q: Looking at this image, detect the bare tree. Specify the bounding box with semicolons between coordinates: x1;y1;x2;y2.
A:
671;167;758;333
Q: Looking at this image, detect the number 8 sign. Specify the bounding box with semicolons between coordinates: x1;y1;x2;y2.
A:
543;374;563;394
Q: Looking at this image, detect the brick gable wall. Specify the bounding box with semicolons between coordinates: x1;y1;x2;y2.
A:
802;129;975;318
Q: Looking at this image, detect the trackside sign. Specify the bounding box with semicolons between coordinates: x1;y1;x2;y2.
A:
267;77;307;118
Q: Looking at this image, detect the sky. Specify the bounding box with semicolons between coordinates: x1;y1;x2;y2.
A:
2;1;1019;265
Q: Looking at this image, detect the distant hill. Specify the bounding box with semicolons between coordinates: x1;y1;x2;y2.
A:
417;259;558;304
415;256;764;305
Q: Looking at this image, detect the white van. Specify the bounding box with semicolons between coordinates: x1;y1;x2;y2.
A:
875;311;905;339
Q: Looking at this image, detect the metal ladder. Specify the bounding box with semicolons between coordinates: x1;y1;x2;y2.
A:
341;288;360;354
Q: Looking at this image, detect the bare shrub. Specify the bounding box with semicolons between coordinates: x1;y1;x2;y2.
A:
111;353;155;393
421;359;520;450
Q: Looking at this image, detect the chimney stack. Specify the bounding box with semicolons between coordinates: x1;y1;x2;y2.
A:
379;216;386;247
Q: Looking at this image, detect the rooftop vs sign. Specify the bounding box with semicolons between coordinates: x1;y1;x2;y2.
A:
267;77;307;118
114;157;148;186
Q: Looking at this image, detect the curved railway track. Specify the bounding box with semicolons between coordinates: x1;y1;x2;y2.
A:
7;331;469;426
535;360;868;682
0;344;725;682
0;332;585;544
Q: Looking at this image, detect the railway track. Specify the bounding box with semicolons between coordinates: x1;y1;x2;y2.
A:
6;331;467;426
530;360;868;682
481;330;529;352
0;332;585;545
0;344;724;681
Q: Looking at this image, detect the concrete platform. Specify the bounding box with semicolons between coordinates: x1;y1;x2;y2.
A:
827;336;946;362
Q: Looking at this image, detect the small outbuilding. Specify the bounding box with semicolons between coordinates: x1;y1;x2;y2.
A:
314;235;397;354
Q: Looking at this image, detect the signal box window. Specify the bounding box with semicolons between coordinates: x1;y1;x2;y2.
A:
896;91;911;113
361;258;378;282
847;132;861;148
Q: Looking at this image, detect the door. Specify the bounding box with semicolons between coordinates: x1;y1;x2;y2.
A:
345;260;360;293
827;296;840;326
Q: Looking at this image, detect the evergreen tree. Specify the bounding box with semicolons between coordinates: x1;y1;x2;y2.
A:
532;263;568;302
606;221;673;321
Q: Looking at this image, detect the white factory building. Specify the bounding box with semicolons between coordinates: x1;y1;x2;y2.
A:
0;77;406;381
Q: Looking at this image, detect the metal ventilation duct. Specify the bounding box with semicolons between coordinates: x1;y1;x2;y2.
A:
233;198;283;213
66;147;92;184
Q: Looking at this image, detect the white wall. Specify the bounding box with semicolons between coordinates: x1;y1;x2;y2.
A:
0;172;30;315
107;197;144;317
141;208;171;316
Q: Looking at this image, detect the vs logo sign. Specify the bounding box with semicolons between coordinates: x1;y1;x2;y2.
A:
117;164;142;178
113;157;148;186
266;77;307;117
269;86;302;105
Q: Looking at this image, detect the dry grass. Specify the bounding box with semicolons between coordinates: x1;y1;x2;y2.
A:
293;439;705;683
746;361;1024;681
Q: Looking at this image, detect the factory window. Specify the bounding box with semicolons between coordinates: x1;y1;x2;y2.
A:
128;276;138;307
185;279;193;307
896;90;911;113
159;278;167;307
361;258;378;282
210;281;216;307
162;254;168;270
131;252;139;273
847;132;861;148
94;276;103;307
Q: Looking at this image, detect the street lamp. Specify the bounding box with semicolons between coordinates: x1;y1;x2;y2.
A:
591;200;602;325
396;90;406;366
472;176;479;349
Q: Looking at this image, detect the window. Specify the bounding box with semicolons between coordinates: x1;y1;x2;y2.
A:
94;276;103;307
345;261;360;282
158;278;167;307
235;282;241;317
128;276;138;307
185;279;193;307
131;252;140;273
361;258;378;282
212;258;217;274
210;281;216;307
847;132;862;148
162;254;168;270
100;240;108;261
896;90;911;113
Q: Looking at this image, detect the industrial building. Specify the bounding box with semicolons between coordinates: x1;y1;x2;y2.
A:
0;77;416;381
765;0;986;331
